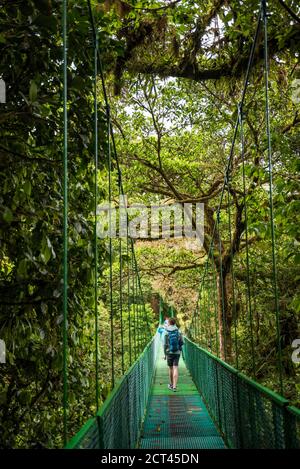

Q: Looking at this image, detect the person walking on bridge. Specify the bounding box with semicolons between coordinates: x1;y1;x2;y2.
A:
164;318;183;392
157;316;170;344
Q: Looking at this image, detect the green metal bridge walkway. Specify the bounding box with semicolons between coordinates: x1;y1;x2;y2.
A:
139;348;226;449
66;335;300;449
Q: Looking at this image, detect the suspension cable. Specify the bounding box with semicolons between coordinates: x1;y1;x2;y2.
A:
188;8;262;347
217;211;227;361
118;175;125;374
62;0;68;446
107;106;115;388
226;177;239;369
127;230;132;366
131;251;137;360
238;104;255;375
87;0;149;348
93;30;100;409
119;234;125;374
212;266;220;357
86;1;152;381
261;0;283;394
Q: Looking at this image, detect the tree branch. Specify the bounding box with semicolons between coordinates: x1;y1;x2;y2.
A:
277;0;300;23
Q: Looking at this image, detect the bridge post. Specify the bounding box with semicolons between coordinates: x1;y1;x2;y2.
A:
97;414;104;449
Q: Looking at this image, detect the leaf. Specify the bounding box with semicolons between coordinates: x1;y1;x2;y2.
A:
294;253;300;264
40;236;51;264
0;390;7;405
53;289;61;298
29;80;38;102
24;180;32;196
3;207;13;223
70;76;86;91
17;259;28;278
18;390;31;405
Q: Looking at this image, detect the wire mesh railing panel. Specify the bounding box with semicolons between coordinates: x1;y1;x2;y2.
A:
236;373;287;448
66;334;159;449
284;406;300;449
99;334;159;449
184;338;300;448
66;418;100;449
99;382;131;449
216;361;240;448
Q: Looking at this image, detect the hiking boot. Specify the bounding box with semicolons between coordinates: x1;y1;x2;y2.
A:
168;384;173;390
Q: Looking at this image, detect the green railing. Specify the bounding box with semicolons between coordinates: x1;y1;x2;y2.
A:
66;334;160;449
184;338;300;449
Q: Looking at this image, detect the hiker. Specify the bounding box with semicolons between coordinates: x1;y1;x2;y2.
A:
164;317;183;392
157;323;165;342
158;316;169;344
163;316;169;328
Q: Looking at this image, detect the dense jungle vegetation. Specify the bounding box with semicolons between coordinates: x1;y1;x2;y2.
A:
0;0;299;448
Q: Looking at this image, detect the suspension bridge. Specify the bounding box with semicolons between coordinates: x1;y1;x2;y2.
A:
58;1;300;450
65;333;300;449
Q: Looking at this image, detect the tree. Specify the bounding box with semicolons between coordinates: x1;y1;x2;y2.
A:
109;58;300;396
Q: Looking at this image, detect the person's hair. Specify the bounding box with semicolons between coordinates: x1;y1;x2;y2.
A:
169;318;176;326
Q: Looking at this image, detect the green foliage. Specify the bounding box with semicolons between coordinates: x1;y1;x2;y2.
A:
0;0;155;449
109;39;300;404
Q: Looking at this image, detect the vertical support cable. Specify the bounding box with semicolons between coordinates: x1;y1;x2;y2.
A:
107;107;115;388
226;179;239;369
93;31;100;410
262;0;283;394
159;295;163;324
118;184;124;374
62;0;68;446
212;266;220;357
137;274;147;348
238;103;255;375
131;248;137;360
143;303;148;347
135;268;140;353
196;300;201;344
193;304;197;342
203;279;209;349
199;299;203;345
127;228;132;366
86;0;149;365
191;9;261;357
207;274;213;351
140;291;145;350
119;234;125;374
217;213;227;361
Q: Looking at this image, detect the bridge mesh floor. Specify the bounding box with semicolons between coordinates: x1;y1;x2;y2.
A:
139;348;226;449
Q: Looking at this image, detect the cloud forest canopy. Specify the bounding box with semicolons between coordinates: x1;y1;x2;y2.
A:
98;0;300;92
105;0;300;406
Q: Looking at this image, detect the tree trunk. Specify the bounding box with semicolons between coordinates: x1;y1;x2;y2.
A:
217;270;233;361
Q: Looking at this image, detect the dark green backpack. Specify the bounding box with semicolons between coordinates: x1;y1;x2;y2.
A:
168;329;180;353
